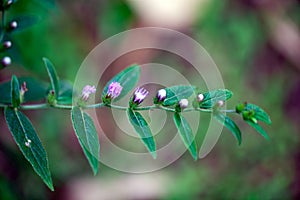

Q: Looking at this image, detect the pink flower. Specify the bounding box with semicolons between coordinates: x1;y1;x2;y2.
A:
107;82;123;99
133;87;149;104
82;85;96;101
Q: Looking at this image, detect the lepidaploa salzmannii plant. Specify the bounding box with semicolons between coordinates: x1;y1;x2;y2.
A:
0;0;272;192
0;59;271;191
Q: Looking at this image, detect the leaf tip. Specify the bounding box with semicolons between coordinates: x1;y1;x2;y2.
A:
151;151;157;159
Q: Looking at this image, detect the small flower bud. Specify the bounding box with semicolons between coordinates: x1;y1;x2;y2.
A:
132;87;149;105
9;21;18;29
107;81;123;99
236;102;246;113
156;89;166;102
179;99;189;109
20;82;28;96
217;100;224;107
3;41;12;49
197;93;204;102
1;56;11;67
81;85;96;101
6;0;13;6
25;139;32;147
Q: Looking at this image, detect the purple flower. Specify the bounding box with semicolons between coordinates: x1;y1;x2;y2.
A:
82;85;96;101
156;89;166;102
107;82;123;99
133;87;149;104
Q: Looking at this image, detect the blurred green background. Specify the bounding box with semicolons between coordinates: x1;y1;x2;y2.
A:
1;0;300;199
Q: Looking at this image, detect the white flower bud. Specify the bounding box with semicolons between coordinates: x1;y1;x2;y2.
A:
179;99;189;109
3;41;12;48
10;21;18;29
1;56;11;66
217;100;224;107
157;89;166;102
197;93;204;102
7;0;13;5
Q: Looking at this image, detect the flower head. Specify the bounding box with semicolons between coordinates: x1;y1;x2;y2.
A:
82;85;96;101
179;99;189;109
107;81;123;99
156;89;166;102
133;87;149;104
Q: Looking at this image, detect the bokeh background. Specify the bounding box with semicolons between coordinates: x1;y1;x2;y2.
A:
0;0;300;199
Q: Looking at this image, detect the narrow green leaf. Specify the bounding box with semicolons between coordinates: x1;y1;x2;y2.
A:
199;89;233;109
162;85;195;106
246;120;270;140
4;107;53;191
43;58;59;99
11;75;20;108
102;64;140;102
71;107;100;175
214;112;242;145
0;77;48;104
127;109;156;158
244;103;271;124
173;112;197;160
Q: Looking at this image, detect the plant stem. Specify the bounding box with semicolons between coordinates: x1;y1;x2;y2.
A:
0;102;237;114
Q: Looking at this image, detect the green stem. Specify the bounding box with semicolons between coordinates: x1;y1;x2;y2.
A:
0;102;235;114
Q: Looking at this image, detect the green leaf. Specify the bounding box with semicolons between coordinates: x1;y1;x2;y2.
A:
33;0;55;8
0;77;48;104
213;112;242;145
43;58;59;99
101;64;140;102
199;89;233;109
71;107;100;175
56;80;73;104
127;109;156;158
173;112;197;160
4;107;53;191
244;103;271;124
10;75;20;108
246;120;270;140
162;85;195;106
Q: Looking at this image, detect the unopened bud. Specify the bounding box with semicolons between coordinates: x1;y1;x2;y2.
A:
1;56;11;66
156;89;166;102
9;21;18;29
3;41;12;49
217;100;224;107
197;93;204;102
7;0;13;6
179;99;189;109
